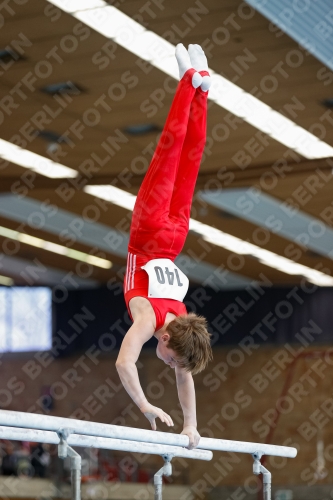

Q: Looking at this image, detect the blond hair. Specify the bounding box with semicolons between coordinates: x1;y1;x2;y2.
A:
165;313;213;374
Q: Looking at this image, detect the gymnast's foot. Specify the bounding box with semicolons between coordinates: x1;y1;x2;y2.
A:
175;43;202;89
188;44;211;92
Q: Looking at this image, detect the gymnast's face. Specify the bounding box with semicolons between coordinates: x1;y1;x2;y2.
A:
156;333;179;369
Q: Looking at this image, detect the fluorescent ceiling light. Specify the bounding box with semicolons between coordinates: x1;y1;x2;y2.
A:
84;185;136;211
0;225;112;269
45;0;333;160
75;7;144;44
200;188;333;261
0;139;77;178
153;55;179;77
189;219;333;287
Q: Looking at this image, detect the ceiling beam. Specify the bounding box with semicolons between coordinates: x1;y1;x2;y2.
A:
1;158;331;193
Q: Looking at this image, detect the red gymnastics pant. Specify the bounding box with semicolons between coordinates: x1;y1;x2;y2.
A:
129;68;208;258
124;68;209;325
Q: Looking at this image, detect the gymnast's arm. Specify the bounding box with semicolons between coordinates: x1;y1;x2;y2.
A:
116;320;174;430
175;366;201;449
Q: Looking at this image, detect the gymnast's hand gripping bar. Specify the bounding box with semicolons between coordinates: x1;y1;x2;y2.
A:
0;409;297;458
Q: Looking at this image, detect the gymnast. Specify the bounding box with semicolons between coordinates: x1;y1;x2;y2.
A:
116;44;213;449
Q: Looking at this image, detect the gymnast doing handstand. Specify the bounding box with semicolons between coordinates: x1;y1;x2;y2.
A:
116;44;213;449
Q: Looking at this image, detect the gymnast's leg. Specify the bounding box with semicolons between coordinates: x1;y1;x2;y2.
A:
129;45;202;253
168;45;210;253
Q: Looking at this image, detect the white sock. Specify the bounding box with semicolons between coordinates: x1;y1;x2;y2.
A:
188;44;208;72
175;43;202;89
188;44;211;92
201;75;211;92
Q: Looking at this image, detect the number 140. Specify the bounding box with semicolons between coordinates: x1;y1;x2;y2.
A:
154;266;183;287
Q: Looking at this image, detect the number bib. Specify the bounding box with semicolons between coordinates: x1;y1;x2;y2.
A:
141;258;189;301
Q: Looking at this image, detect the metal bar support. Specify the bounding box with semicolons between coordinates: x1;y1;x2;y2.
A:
58;429;81;500
252;452;271;500
154;454;173;500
